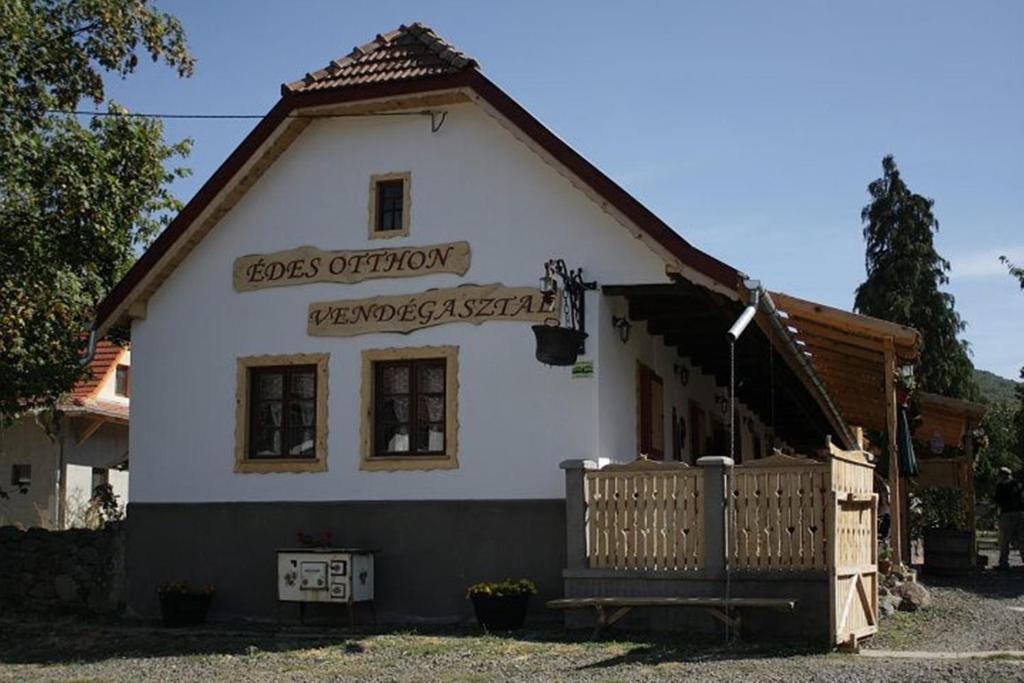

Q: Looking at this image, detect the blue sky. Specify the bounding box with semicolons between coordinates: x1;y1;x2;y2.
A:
105;1;1023;380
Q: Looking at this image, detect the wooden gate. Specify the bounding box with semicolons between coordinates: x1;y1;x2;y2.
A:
828;445;878;648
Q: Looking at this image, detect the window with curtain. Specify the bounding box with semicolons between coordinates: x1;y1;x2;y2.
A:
248;365;317;459
372;358;446;457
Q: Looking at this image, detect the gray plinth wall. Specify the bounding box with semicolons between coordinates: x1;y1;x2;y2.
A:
559;457;831;642
126;499;565;623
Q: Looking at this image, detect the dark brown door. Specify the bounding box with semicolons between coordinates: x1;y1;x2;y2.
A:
689;401;706;464
636;363;664;460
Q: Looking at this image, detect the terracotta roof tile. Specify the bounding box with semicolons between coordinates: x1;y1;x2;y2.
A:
283;23;478;95
70;340;125;401
64;398;130;422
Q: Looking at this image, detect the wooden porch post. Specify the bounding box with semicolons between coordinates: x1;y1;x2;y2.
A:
964;418;977;545
560;459;598;570
883;337;903;566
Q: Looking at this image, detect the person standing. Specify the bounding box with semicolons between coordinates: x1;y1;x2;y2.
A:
995;467;1024;569
874;471;892;541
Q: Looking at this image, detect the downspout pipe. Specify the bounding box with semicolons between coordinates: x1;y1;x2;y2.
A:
53;323;97;528
727;279;761;342
80;325;98;367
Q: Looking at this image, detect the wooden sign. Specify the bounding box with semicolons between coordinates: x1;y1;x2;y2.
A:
308;284;557;337
233;241;471;291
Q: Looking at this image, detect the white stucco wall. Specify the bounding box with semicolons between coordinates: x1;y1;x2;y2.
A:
131;101;678;504
64;462;129;528
0;415;56;528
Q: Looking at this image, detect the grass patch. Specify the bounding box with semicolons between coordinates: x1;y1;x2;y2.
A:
871;612;926;650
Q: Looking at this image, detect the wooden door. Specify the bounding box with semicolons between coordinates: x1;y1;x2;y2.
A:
688;401;706;464
636;363;664;460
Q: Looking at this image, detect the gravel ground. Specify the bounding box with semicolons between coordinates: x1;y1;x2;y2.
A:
1;568;1022;682
868;566;1024;652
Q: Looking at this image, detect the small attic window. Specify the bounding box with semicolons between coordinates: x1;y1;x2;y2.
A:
115;365;130;397
369;172;410;239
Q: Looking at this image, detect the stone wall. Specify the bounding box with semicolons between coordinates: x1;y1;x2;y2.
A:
0;523;125;614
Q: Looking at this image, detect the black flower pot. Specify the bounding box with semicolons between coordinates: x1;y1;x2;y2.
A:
470;593;531;631
532;325;587;366
158;591;213;627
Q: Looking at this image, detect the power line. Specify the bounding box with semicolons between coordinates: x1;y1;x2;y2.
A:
6;108;437;121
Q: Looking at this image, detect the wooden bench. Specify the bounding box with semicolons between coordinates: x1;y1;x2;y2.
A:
547;597;798;638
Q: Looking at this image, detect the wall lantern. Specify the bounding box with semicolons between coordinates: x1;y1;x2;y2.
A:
672;363;689;386
532;258;597;366
611;315;632;343
715;395;729;415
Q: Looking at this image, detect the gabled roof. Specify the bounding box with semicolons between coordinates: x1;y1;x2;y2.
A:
915;392;987;451
770;291;921;431
95;23;739;335
284;23;477;94
70;340;125;401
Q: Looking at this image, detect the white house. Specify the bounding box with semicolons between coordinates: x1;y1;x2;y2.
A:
93;23;869;623
0;341;130;529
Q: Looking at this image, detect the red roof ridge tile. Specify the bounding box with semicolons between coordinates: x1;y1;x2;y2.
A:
283;22;478;95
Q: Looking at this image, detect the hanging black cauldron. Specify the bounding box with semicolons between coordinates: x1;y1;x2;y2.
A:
532;324;588;366
532;259;596;367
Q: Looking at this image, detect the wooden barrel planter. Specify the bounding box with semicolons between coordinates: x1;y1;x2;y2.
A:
923;529;975;575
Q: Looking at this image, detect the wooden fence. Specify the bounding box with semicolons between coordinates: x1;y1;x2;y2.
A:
728;457;831;571
583;460;704;571
575;446;878;647
827;446;878;648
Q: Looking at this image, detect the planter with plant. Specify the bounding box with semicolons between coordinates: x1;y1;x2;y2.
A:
911;487;974;575
466;578;537;631
157;582;215;627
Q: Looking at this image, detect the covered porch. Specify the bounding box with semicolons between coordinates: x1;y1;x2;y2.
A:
556;279;881;647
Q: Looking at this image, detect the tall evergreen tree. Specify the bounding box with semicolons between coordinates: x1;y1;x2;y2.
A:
854;155;976;399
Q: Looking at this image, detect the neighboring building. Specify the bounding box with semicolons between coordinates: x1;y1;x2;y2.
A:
92;24;906;623
0;341;130;529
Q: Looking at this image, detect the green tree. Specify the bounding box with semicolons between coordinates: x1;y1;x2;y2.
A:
975;401;1023;528
1001;256;1024;290
999;255;1024;453
0;0;193;423
854;155;976;399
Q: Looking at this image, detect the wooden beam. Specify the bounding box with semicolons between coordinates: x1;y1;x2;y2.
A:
75;418;105;446
127;300;147;320
798;336;885;364
802;345;886;374
771;291;920;350
786;316;894;354
884;337;903;566
813;367;885;393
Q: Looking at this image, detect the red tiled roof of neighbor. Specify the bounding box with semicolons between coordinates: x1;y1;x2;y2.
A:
65;398;130;422
70;340;124;400
283;23;477;94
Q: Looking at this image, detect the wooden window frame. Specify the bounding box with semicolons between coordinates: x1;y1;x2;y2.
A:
235;353;329;474
10;464;31;488
360;346;458;472
368;172;411;239
114;364;130;397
